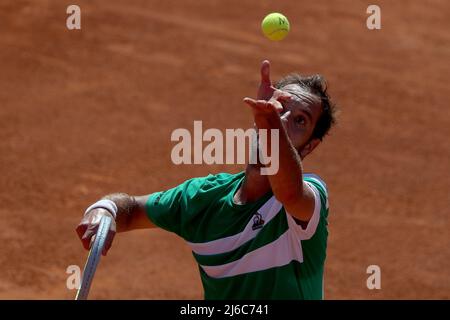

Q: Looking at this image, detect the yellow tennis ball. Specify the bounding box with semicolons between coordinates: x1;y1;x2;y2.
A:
261;12;290;41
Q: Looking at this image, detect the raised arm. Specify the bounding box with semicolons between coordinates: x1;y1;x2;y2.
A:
243;61;317;223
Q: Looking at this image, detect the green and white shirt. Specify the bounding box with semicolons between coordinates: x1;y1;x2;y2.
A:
145;171;329;300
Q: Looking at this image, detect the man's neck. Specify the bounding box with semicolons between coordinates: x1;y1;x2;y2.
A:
234;164;271;205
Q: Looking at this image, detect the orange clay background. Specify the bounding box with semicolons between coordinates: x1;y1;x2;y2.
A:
0;0;448;299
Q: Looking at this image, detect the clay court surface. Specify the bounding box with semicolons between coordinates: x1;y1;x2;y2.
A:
0;0;448;299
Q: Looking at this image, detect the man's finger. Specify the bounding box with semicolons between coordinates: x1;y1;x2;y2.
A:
76;224;87;241
275;90;293;101
243;97;259;108
260;60;271;85
81;227;97;250
244;98;281;115
77;224;94;250
269;100;284;113
243;97;269;110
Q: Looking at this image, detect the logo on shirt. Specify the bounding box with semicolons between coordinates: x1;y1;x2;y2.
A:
252;213;265;230
154;193;163;205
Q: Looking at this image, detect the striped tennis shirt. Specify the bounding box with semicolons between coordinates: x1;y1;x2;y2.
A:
145;171;329;299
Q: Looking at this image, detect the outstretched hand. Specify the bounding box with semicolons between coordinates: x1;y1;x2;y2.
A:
244;60;292;119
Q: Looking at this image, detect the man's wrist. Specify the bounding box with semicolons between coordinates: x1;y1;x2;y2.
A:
84;199;118;219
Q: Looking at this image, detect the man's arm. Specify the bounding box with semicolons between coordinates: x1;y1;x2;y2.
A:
103;193;155;232
243;61;315;222
76;193;155;255
243;99;316;222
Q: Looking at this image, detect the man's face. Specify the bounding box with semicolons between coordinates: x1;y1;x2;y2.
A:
270;84;322;158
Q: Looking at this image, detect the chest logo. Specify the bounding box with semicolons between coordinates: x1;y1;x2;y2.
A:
252;213;265;230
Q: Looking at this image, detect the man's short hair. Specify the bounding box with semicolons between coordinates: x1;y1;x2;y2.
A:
275;74;337;141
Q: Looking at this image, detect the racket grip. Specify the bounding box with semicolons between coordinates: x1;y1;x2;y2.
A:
75;215;112;300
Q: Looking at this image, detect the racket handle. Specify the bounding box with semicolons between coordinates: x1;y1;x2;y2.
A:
75;215;112;300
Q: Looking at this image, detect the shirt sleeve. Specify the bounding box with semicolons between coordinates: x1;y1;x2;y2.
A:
286;175;329;240
145;176;210;238
304;175;329;213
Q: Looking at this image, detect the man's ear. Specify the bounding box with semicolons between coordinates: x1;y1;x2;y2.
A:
299;138;321;159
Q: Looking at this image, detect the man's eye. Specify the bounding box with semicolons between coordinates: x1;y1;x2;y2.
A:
295;116;306;125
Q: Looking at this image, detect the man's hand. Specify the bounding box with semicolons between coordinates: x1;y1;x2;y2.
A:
76;194;155;256
244;90;292;121
242;60;316;223
76;208;116;256
257;60;276;101
247;60;293;122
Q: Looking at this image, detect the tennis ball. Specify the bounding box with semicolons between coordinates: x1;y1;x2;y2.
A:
261;12;290;41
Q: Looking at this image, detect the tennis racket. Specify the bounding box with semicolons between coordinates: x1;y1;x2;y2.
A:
75;215;112;300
